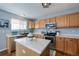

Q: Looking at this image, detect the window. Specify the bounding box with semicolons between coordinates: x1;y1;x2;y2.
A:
11;18;27;30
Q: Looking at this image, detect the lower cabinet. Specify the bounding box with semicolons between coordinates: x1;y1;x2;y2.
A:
56;37;64;52
64;38;77;56
7;37;15;54
56;36;78;56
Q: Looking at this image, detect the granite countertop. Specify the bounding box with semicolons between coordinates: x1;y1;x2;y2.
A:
15;37;51;54
56;34;79;39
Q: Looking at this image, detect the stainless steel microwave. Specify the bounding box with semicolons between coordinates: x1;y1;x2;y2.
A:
45;23;56;29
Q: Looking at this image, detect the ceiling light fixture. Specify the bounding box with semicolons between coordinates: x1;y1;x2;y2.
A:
42;3;51;8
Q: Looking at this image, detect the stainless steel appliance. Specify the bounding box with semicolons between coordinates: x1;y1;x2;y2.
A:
44;23;57;48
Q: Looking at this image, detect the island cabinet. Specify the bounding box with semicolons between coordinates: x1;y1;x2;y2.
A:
28;20;35;29
56;36;79;56
56;15;69;28
16;43;40;56
15;38;50;56
68;13;79;27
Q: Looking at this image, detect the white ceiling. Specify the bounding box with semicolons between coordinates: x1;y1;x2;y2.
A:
0;3;79;19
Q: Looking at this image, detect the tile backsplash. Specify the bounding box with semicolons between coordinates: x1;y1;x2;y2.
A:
34;28;79;35
58;28;79;35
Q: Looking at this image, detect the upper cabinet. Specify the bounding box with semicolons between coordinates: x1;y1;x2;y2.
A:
69;13;79;27
35;21;39;28
28;20;35;29
56;15;69;28
34;12;79;29
49;18;56;23
45;18;56;24
56;12;79;28
39;19;46;28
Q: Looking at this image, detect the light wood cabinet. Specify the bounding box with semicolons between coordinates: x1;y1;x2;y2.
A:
28;20;35;29
49;18;56;23
34;12;79;29
45;18;56;23
64;38;77;56
7;37;15;54
39;19;46;28
69;13;79;27
56;37;64;52
35;21;39;28
45;19;50;24
56;36;79;56
56;37;65;56
77;40;79;55
56;15;69;28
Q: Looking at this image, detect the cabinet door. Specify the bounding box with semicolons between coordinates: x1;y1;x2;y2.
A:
35;21;39;28
7;37;15;54
56;37;64;52
39;19;46;28
69;13;79;27
28;21;35;29
49;18;56;23
64;38;77;56
56;15;69;28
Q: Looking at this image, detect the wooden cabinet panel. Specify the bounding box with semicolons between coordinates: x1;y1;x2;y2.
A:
64;38;77;55
16;43;39;56
77;40;79;55
56;50;64;56
35;21;39;28
69;13;79;27
39;19;46;28
16;42;50;56
56;15;69;28
56;37;64;52
56;36;78;56
45;18;56;23
32;12;79;29
49;18;56;23
7;37;15;54
28;20;35;29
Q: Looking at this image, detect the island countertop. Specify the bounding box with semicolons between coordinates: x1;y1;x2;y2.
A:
15;37;51;55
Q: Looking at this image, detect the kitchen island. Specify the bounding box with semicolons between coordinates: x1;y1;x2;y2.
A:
15;37;51;56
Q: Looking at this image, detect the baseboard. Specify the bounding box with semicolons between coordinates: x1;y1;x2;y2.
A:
0;48;7;52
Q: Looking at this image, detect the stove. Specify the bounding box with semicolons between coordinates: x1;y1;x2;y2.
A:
44;32;56;48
